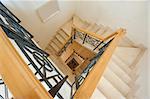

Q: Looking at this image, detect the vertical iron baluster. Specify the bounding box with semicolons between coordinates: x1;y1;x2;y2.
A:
75;76;80;90
49;76;68;98
93;41;104;51
71;36;73;43
4;85;8;99
70;82;74;99
73;28;76;39
82;34;87;44
99;38;114;51
43;66;47;78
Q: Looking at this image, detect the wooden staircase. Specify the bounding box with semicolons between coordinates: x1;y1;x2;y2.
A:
45;15;146;99
0;2;146;98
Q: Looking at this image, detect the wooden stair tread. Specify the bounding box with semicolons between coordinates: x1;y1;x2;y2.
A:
73;15;90;29
86;23;95;31
96;26;109;35
114;47;141;66
87;23;100;33
55;36;64;44
61;20;72;36
108;60;132;85
103;67;130;96
58;30;70;39
56;34;66;44
112;55;132;75
50;42;60;52
118;36;137;47
52;38;62;48
45;45;56;55
91;88;107;99
57;32;68;42
92;24;101;33
98;77;126;99
101;28;114;38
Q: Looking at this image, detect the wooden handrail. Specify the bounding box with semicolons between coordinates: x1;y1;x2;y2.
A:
103;32;118;41
73;25;104;41
73;28;126;99
73;24;123;42
57;23;124;54
0;27;53;99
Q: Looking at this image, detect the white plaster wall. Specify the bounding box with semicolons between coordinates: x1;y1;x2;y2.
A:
75;1;148;46
2;0;76;48
148;1;150;99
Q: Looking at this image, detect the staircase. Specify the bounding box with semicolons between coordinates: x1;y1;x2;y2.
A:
0;2;146;98
46;15;115;55
45;15;146;99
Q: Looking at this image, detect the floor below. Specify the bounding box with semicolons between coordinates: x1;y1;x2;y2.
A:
46;41;95;84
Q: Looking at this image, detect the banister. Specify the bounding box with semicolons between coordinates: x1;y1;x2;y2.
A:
57;24;124;55
73;28;126;99
73;24;123;42
57;24;104;55
0;27;53;99
103;32;118;41
73;24;104;41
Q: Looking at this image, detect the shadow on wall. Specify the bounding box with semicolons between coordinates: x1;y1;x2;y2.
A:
75;1;148;47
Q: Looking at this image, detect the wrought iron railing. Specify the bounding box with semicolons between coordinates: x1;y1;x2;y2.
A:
56;24;114;98
0;2;71;99
57;26;110;56
0;2;21;23
0;79;9;99
74;38;113;90
0;1;119;99
67;37;113;98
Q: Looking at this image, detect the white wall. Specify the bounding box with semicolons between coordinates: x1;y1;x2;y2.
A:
2;0;76;48
2;1;149;98
75;1;148;46
148;1;150;99
4;1;148;48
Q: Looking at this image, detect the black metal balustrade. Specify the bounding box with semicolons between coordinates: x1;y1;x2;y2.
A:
74;38;114;90
63;37;114;98
0;1;71;99
0;2;21;23
75;31;102;48
58;29;107;56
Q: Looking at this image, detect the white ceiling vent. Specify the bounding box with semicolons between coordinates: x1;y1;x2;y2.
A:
37;0;59;23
